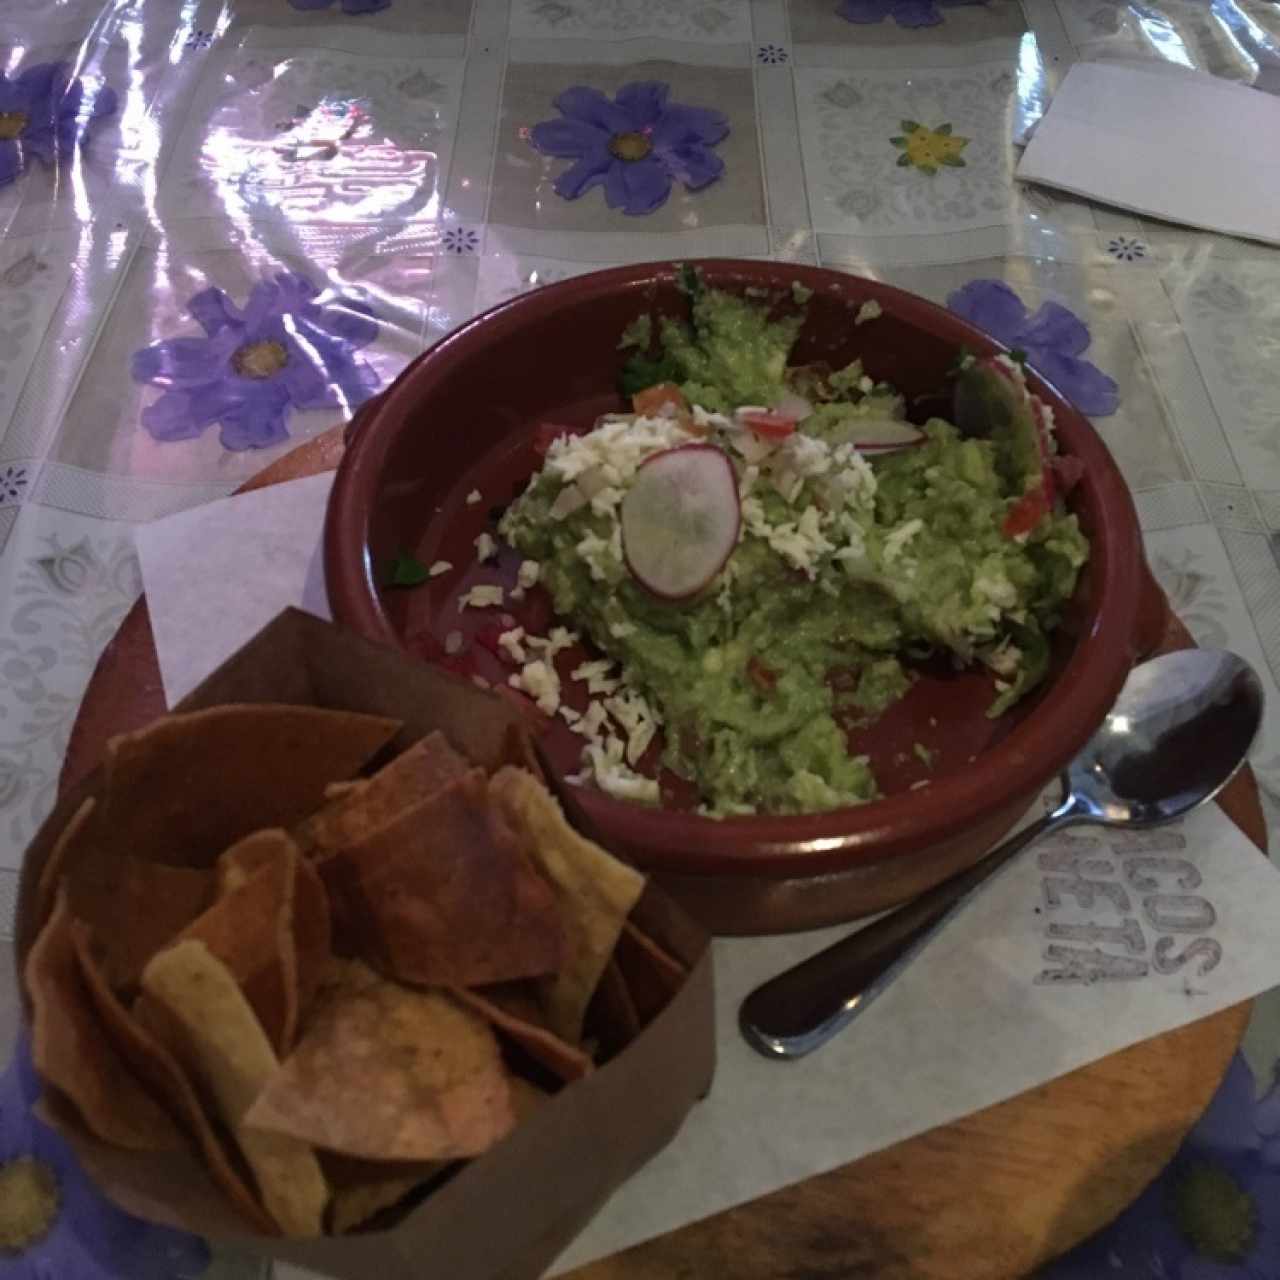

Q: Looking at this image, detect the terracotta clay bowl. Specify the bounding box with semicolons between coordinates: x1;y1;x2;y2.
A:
325;260;1165;935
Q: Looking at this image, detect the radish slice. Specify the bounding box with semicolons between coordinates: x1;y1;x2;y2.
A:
829;418;925;452
772;390;813;421
621;445;741;601
736;408;798;440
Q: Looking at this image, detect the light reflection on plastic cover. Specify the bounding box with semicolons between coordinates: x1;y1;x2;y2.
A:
1015;32;1048;135
1211;0;1280;80
199;90;442;222
1132;4;1196;67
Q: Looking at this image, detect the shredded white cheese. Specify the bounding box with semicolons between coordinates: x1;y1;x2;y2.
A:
526;626;577;660
604;688;659;766
466;489;483;505
428;560;452;577
572;701;611;740
882;518;924;566
543;415;689;487
691;403;733;431
497;627;526;664
508;658;560;716
581;738;660;804
474;532;498;563
457;584;504;611
571;658;621;695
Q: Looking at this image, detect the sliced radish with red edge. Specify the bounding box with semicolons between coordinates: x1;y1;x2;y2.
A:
621;445;741;601
831;418;925;452
772;390;813;422
737;409;798;440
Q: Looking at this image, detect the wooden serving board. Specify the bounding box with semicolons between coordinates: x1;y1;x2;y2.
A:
61;426;1260;1280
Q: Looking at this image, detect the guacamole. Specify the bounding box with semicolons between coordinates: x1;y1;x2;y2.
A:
498;284;1088;816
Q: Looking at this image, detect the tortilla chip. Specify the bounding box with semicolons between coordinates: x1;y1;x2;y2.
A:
70;921;277;1234
322;1153;449;1235
488;767;645;1042
244;960;515;1163
98;705;400;868
615;918;688;1023
58;853;216;991
587;956;642;1055
326;770;563;988
215;828;286;893
216;829;331;1029
35;795;96;926
141;939;329;1236
509;1076;551;1122
177;842;298;1052
26;890;183;1152
502;723;547;782
323;780;363;801
453;986;593;1083
328;1177;429;1236
291;855;331;1017
295;731;470;858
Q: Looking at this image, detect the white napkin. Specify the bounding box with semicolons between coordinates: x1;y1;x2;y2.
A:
134;473;334;706
1015;61;1280;247
135;476;1280;1275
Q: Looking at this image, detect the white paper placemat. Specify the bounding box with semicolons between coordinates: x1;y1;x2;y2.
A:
136;477;1280;1275
134;473;335;707
1016;61;1280;246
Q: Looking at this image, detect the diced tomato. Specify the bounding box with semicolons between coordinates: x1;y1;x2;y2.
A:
1002;487;1050;539
738;410;797;440
532;422;579;457
632;383;687;416
747;655;778;694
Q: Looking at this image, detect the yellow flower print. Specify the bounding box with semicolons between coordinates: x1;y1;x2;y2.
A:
890;120;968;175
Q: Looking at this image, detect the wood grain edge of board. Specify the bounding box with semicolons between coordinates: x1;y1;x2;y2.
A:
567;998;1249;1280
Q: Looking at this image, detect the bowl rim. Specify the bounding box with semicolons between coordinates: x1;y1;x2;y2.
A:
325;258;1146;879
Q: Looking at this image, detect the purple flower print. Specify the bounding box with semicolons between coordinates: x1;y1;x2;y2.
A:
837;0;982;28
529;81;729;216
131;272;380;452
288;0;391;13
947;279;1120;418
0;62;118;189
1041;1054;1280;1279
0;1034;210;1279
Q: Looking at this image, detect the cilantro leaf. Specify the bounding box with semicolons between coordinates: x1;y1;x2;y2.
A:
678;262;702;302
619;351;683;397
387;551;430;588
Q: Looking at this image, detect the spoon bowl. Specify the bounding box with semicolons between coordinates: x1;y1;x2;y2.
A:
740;648;1264;1060
1061;648;1263;827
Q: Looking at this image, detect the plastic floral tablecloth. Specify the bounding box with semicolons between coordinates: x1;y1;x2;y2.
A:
0;0;1278;1275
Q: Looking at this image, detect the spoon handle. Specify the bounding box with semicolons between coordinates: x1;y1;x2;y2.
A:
740;811;1066;1060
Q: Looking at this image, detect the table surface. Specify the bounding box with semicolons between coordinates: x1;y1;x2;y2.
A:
59;426;1261;1280
1;2;1279;1277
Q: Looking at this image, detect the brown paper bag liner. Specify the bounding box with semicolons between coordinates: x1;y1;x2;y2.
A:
15;610;715;1278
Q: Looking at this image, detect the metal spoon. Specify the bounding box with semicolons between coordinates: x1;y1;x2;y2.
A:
740;648;1264;1061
